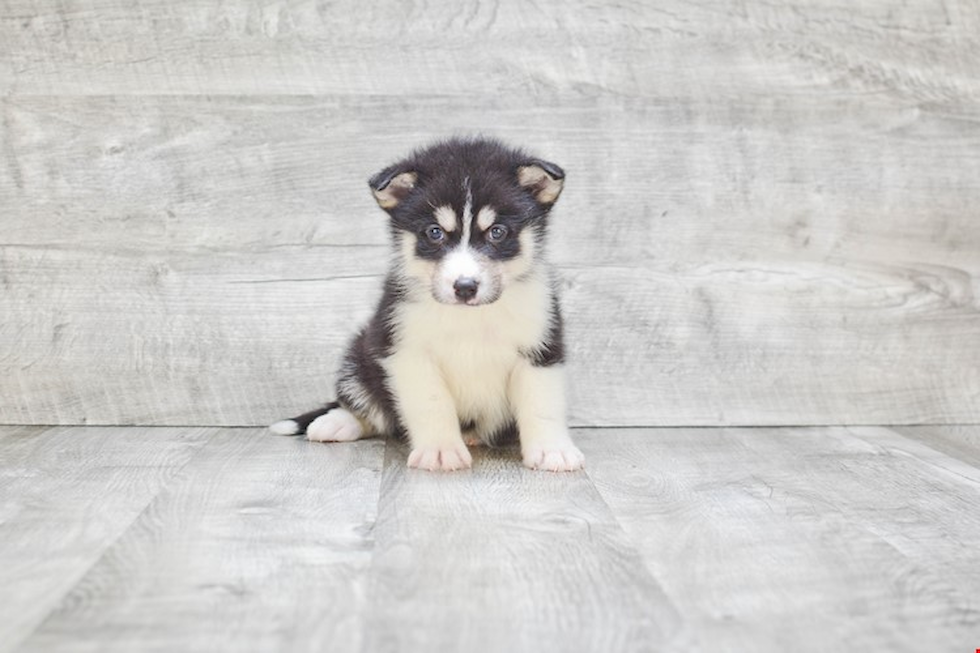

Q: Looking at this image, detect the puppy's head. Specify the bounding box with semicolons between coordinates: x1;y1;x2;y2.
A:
369;138;564;306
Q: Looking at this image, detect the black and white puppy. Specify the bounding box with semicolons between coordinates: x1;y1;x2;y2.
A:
271;137;584;472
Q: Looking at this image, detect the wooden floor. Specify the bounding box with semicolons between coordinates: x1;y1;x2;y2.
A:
2;425;978;652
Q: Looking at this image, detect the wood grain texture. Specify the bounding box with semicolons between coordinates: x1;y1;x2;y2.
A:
362;441;685;653
5;425;980;652
2;94;978;426
0;425;214;653
17;428;385;653
2;0;979;98
2;1;980;426
579;426;980;653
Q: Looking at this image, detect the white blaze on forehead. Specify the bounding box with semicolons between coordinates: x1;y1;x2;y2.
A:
462;177;473;243
433;205;457;232
476;206;497;231
441;245;482;280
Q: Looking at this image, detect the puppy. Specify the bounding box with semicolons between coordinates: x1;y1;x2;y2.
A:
270;137;584;472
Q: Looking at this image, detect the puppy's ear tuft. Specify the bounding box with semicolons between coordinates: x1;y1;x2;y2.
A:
517;160;565;205
369;167;418;210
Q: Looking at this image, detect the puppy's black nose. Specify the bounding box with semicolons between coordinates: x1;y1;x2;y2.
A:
453;277;479;301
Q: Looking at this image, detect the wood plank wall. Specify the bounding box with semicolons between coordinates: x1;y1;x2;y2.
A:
1;1;979;427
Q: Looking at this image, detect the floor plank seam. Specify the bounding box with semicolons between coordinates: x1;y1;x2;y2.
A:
4;421;980;429
848;426;980;484
356;435;399;653
581;464;685;610
8;427;222;653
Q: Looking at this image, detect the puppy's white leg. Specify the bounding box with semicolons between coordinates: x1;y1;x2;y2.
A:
508;361;584;472
385;352;472;472
307;408;367;442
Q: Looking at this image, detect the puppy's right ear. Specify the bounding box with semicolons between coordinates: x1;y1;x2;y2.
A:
369;166;418;210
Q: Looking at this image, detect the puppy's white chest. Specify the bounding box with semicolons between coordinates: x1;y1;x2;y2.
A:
433;337;517;423
396;286;549;425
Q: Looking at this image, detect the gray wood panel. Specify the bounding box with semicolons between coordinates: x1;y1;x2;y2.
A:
2;1;979;97
16;428;385;653
2;0;980;427
362;441;684;653
579;426;980;653
2;93;978;426
0;425;214;653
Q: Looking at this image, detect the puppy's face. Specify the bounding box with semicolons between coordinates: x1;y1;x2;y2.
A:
369;139;564;306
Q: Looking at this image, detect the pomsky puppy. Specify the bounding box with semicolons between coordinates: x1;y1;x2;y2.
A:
270;137;584;472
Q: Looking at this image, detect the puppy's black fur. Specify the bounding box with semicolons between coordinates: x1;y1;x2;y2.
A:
272;137;566;448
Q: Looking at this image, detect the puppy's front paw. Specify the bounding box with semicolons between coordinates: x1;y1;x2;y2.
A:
522;440;585;472
407;442;473;472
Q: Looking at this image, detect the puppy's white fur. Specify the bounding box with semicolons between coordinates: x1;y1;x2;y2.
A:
306;408;364;442
386;230;582;471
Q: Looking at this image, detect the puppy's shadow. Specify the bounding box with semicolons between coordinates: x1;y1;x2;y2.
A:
385;437;523;473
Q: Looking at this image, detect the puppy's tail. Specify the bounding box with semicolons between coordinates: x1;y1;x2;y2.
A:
268;402;340;436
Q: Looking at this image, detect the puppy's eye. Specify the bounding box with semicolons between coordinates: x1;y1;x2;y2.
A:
487;224;509;242
424;225;446;243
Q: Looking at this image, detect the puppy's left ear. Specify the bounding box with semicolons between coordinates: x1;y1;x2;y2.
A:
369;165;418;210
517;159;565;205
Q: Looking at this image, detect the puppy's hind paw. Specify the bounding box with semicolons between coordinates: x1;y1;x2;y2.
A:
407;443;473;472
306;409;364;442
522;441;585;472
